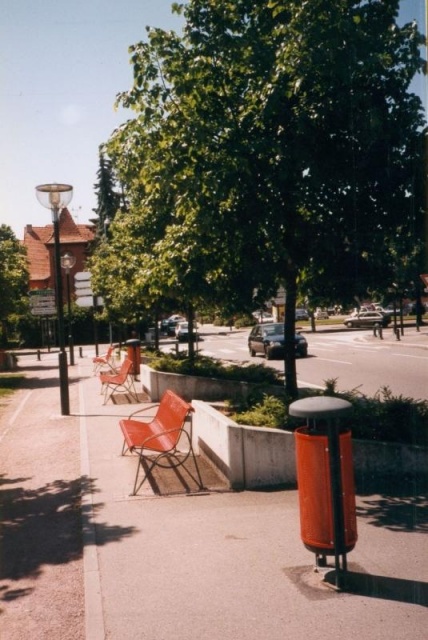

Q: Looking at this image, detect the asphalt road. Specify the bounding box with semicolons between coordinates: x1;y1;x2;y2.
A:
188;323;428;401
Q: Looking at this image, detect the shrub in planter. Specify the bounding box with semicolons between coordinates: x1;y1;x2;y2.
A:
148;353;282;385
226;377;428;445
322;379;428;445
231;394;291;429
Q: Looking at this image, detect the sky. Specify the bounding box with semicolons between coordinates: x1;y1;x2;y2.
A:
0;1;426;240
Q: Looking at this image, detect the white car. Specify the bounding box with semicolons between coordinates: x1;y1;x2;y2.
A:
314;308;329;320
252;311;275;323
175;322;197;342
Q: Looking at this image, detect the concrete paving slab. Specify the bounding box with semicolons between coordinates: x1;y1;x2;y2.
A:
77;355;428;640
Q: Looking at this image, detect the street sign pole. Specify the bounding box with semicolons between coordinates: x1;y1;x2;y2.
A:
74;272;104;355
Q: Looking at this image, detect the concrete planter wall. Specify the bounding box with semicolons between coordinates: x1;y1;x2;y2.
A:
139;364;427;490
192;400;296;490
140;363;283;403
191;400;427;491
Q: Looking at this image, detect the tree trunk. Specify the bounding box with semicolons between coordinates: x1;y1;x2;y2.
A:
283;270;298;398
187;304;195;360
154;309;160;350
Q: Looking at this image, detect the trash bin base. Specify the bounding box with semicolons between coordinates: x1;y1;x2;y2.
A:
304;541;356;555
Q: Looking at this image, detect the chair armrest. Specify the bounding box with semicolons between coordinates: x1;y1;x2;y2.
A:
139;426;186;448
128;403;160;419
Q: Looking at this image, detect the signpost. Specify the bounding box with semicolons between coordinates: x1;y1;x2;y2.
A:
74;272;104;307
29;289;56;316
74;272;104;355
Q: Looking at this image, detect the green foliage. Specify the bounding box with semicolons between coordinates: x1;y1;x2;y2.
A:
234;315;256;328
231;395;290;429
350;387;428;446
89;0;426;394
91;150;123;241
148;352;281;385
302;378;428;446
231;395;288;429
0;374;24;401
235;385;428;445
0;225;29;347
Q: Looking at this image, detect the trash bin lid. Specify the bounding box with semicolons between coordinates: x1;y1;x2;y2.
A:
289;396;352;419
125;339;141;346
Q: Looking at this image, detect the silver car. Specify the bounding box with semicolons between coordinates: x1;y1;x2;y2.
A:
343;311;391;328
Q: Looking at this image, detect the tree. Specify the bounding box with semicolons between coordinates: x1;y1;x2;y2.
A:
91;149;123;241
91;0;426;392
0;225;29;347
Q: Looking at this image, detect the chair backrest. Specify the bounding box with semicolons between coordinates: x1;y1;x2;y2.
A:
155;390;194;446
105;345;114;359
117;358;133;381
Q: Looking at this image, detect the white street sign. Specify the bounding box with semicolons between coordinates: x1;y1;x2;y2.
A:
76;295;104;308
31;307;56;316
75;287;94;297
75;280;93;289
29;290;56;315
75;271;91;282
76;296;94;307
30;298;56;307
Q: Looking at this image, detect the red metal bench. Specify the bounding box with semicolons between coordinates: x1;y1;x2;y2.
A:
119;389;204;495
99;358;138;405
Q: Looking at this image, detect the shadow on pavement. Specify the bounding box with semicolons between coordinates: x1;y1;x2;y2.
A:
356;475;428;532
0;474;137;601
324;569;428;607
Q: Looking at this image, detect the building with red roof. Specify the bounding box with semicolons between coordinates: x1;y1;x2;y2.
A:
22;208;96;301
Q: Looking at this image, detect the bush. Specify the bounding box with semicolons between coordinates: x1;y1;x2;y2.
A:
320;379;428;446
0;374;25;401
149;353;282;385
229;384;428;445
231;395;290;428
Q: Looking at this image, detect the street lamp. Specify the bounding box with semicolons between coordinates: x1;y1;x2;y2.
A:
35;183;73;415
61;251;76;366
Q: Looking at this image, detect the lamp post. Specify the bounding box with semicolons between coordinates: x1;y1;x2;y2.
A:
61;251;76;366
35;183;73;415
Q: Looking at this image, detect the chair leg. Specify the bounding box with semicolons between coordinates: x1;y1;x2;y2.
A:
191;451;204;490
125;376;139;402
103;384;112;405
132;453;156;496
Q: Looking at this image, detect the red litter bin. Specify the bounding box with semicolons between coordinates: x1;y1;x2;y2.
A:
290;396;357;587
294;427;357;554
125;339;141;377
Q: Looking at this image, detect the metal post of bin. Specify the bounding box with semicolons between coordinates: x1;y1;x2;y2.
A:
289;396;356;590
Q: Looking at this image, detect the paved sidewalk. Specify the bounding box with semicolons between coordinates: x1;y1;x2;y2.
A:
1;351;427;639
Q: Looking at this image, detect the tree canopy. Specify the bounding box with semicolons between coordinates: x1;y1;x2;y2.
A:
90;149;124;242
90;0;426;392
0;225;29;346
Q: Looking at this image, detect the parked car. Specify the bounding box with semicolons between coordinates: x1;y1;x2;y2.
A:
295;308;309;321
162;315;186;336
175;321;197;342
383;304;413;317
252;311;275;323
343;311;391;328
314;308;329;320
248;323;308;360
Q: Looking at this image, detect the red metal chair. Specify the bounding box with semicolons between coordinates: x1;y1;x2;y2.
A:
99;358;138;404
119;390;204;495
93;344;117;374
